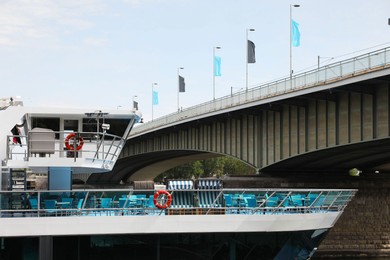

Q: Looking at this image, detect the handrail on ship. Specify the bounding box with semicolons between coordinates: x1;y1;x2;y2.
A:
131;46;390;136
0;188;357;218
6;130;126;167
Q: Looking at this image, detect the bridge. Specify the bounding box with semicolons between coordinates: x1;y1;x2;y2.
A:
88;46;390;184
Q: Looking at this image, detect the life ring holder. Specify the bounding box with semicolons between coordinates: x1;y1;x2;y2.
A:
153;190;172;209
65;133;84;151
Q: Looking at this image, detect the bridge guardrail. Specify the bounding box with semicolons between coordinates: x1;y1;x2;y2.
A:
131;46;390;136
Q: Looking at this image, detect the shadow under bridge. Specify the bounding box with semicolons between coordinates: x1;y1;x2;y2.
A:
87;150;220;184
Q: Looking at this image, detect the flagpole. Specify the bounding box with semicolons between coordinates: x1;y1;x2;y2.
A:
177;67;184;112
290;4;300;83
213;46;221;100
246;28;255;92
152;82;157;121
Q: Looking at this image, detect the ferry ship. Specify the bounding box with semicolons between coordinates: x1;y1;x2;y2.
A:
0;97;356;260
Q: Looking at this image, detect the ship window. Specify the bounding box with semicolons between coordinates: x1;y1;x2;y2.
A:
64;119;78;132
104;119;131;138
82;118;130;139
31;117;60;139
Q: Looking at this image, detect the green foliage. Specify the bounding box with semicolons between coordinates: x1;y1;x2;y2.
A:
154;156;255;182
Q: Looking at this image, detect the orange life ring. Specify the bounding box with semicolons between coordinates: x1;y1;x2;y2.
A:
153;190;172;209
65;133;84;151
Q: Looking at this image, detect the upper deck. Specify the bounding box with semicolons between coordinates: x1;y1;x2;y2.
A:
0;99;141;173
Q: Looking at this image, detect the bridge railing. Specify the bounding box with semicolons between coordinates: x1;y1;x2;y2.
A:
131;46;390;136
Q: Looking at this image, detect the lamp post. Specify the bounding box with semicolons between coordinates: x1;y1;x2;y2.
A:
246;28;255;92
177;67;184;111
213;46;221;100
290;4;300;81
151;83;157;121
231;86;244;97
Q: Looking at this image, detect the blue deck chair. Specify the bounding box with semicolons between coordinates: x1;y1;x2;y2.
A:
119;198;128;208
76;199;85;215
44;200;57;216
99;198;113;216
224;194;233;207
100;198;112;208
243;197;257;214
77;199;84;209
29;198;38;209
147;195;154;208
290;195;304;207
246;198;257;207
223;194;238;214
265;197;279;207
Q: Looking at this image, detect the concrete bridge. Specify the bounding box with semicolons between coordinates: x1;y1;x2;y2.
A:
88;46;390;184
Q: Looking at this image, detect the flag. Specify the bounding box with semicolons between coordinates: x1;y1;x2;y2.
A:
247;40;256;63
179;75;185;92
214;56;221;76
152;90;158;105
291;19;300;47
133;101;138;110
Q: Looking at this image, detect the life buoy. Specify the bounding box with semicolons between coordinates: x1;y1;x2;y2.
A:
65;133;84;151
153;190;172;209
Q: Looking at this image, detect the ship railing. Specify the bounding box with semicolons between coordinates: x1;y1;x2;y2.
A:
6;130;126;167
0;188;357;218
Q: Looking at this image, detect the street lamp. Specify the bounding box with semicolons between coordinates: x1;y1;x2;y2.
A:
231;86;244;97
177;67;184;111
246;28;255;92
151;83;157;120
213;46;221;100
290;4;300;81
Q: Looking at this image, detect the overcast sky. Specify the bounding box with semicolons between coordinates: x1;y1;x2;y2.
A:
1;0;389;122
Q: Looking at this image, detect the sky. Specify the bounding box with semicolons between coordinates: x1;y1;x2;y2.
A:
1;0;389;122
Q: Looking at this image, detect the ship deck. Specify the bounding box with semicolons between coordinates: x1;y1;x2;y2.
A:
0;188;356;237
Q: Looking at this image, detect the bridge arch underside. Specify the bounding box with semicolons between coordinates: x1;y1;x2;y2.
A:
87;151;221;184
261;137;390;176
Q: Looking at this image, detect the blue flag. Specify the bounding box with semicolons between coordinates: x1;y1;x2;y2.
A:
152;90;158;105
214;56;221;76
291;19;300;47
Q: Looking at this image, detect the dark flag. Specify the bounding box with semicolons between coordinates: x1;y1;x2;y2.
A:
133;101;138;110
247;40;256;63
179;75;185;92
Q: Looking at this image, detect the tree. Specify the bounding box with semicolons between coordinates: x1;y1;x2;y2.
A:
154;156;255;182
